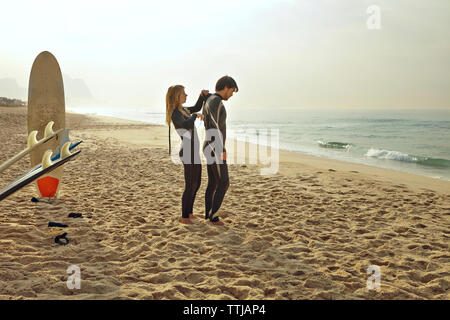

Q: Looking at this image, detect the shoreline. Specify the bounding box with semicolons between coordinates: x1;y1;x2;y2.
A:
73;111;450;194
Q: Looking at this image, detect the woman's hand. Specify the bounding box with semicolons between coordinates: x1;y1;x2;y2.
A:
196;113;204;121
201;90;209;97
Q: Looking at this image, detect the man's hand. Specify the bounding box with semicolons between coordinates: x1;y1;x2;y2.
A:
196;113;204;121
201;90;209;97
221;152;227;161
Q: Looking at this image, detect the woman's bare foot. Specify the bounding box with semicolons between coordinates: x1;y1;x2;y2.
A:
189;213;196;219
211;220;224;226
179;218;192;224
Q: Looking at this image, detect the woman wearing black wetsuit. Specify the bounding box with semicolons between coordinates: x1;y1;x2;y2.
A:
166;85;209;224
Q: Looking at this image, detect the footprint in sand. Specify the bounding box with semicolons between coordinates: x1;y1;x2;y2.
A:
185;272;206;284
219;285;250;300
393;226;409;234
168;257;176;263
264;287;277;297
327;266;340;271
174;285;196;298
148;273;173;284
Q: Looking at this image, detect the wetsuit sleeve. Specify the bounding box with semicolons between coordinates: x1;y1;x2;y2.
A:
186;94;209;113
171;109;197;130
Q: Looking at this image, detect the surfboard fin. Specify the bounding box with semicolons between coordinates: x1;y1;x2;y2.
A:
27;130;39;148
44;121;55;138
54;129;70;155
42;150;53;169
61;142;71;158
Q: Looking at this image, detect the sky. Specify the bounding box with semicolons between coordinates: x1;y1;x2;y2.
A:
0;0;449;110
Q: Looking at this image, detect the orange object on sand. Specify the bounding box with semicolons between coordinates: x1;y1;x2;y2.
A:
37;176;60;198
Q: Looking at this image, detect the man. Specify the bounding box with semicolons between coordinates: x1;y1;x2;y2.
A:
202;75;238;226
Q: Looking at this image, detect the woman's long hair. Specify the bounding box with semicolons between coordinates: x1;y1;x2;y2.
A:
166;85;189;126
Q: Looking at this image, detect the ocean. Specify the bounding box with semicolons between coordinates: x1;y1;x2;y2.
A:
70;106;450;181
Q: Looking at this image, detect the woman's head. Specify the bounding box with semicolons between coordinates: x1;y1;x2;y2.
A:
166;85;188;125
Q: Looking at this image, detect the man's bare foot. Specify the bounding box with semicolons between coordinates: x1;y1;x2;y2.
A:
180;218;192;224
189;214;196;219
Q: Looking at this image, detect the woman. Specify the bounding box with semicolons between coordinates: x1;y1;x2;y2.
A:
166;85;209;224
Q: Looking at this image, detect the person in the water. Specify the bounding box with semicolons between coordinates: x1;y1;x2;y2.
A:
166;85;209;224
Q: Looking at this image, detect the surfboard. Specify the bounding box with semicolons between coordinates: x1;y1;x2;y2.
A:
0;149;81;202
0;124;64;174
27;51;66;198
12;139;82;182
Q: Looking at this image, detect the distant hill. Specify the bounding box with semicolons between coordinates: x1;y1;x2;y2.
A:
63;74;96;107
0;76;95;107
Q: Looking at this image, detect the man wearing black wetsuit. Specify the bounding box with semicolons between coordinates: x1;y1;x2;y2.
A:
202;76;238;225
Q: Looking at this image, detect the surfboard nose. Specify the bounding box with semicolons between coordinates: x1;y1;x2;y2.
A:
32;51;59;65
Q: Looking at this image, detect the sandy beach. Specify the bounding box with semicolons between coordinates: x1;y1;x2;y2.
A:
0;106;449;300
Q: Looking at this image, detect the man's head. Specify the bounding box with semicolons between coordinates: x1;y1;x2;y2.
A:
215;75;238;101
